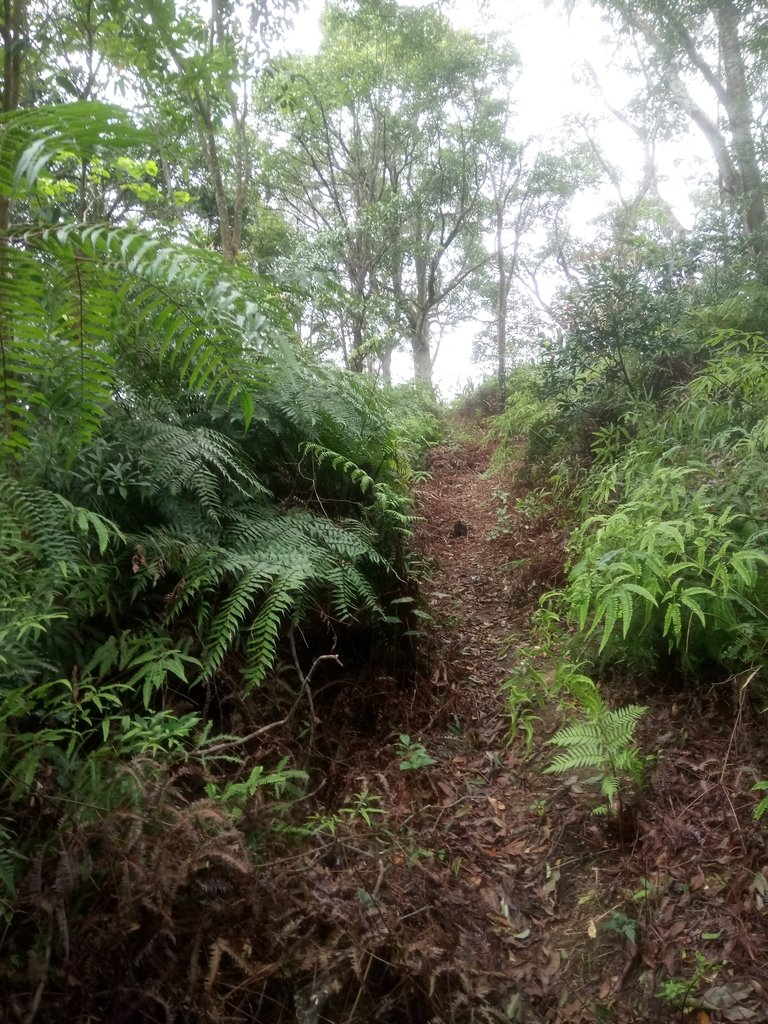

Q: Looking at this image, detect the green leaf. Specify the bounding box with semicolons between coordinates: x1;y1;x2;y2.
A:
679;592;707;627
663;603;682;644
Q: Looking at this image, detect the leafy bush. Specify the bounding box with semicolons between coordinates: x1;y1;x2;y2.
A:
550;325;768;678
383;380;445;466
451;375;506;422
0;101;421;990
489;364;552;468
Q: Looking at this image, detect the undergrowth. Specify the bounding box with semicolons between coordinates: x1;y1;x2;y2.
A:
0;101;445;1020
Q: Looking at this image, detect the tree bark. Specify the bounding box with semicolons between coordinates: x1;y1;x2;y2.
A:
0;0;24;232
410;311;432;384
714;1;767;248
1;0;23;115
348;317;365;373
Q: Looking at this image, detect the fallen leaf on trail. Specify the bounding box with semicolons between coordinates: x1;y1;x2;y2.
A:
662;946;678;975
723;1011;759;1022
542;865;560;898
702;983;756;1010
540;949;561;986
501;839;529;856
587;919;597;939
506;993;524;1022
751;872;767;896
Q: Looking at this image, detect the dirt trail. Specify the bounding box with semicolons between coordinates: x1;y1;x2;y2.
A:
401;438;768;1024
416;442;522;683
414;440;564;709
398;440;581;1018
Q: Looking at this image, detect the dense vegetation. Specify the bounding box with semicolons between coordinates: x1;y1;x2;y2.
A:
2;0;768;1020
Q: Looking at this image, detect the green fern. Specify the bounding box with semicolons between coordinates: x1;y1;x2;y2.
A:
545;684;647;813
128;497;392;690
0;97;418;968
752;781;768;821
0;103;297;464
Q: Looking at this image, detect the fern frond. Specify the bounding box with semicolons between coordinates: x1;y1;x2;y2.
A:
1;182;294;460
138;496;390;688
202;566;277;679
137;422;271;523
0;101;147;198
546;749;605;774
545;695;647;807
243;580;301;687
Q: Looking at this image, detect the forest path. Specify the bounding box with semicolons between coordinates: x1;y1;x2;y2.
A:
414;439;523;730
414;437;565;687
396;438;580;1018
399;435;768;1024
411;436;565;752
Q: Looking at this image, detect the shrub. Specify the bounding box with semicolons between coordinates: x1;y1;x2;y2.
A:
552;331;768;678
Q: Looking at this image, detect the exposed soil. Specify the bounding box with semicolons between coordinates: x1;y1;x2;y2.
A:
415;438;567;687
13;436;768;1024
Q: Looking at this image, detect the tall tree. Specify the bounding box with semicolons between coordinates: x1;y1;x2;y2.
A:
479;120;583;399
267;0;519;385
58;0;299;259
587;0;767;261
263;38;396;372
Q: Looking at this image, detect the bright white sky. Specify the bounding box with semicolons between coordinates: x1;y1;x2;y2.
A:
283;0;711;396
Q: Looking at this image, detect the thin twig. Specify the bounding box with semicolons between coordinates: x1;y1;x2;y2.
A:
202;641;341;756
720;667;759;783
289;626;341;751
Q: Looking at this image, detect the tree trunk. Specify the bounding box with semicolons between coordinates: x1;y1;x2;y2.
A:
0;0;24;232
621;7;741;207
200;108;236;262
349;317;365;373
380;347;392;384
2;0;23;115
411;315;432;384
495;202;507;403
622;2;765;256
715;1;767;251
